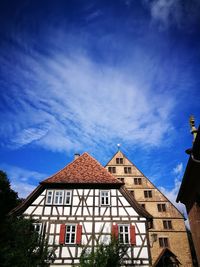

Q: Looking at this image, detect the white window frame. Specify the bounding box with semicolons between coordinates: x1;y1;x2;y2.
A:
46;190;53;204
54;190;64;205
33;223;42;236
65;224;76;244
118;224;130;244
65;190;72;205
100;190;110;206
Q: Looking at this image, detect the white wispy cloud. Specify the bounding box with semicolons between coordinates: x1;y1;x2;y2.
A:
0;164;47;198
173;162;183;175
145;0;200;30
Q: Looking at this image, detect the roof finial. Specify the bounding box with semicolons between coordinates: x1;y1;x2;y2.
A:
189;115;197;143
117;144;121;150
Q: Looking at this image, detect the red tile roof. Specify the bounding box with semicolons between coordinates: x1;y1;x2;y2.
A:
41;152;122;184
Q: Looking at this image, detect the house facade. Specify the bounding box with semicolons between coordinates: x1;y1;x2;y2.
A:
105;150;192;266
177;118;200;266
11;152;152;266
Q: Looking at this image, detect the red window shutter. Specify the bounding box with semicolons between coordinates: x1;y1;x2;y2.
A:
76;224;82;245
130;225;136;245
59;224;66;244
112;224;118;239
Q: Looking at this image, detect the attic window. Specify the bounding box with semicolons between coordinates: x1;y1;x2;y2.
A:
118;177;125;183
54;190;64;205
46;190;53;204
157;203;166;212
124;167;131;174
108;167;116;173
100;190;110;206
134;178;142;185
116;158;123;164
144;190;152;198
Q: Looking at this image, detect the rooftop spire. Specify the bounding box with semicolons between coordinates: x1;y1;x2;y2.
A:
117;143;121;150
189;115;197;143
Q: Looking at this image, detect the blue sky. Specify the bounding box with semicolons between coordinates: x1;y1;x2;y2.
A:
0;0;200;211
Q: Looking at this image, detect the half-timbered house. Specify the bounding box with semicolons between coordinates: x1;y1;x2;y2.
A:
11;152;153;266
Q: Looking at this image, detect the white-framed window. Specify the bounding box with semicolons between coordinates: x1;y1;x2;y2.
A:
65;225;76;244
46;190;53;204
33;223;42;235
54;190;64;205
100;190;110;206
119;225;129;244
65;190;72;205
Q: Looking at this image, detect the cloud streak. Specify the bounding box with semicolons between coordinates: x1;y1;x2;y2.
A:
0;32;176;154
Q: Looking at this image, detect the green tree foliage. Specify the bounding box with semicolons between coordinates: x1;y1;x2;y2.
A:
79;237;128;267
0;170;21;222
0;170;56;267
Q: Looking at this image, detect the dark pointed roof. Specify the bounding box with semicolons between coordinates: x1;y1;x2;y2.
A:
41;152;122;185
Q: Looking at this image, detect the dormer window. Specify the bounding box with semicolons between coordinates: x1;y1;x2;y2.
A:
108;167;116;173
116;158;123;164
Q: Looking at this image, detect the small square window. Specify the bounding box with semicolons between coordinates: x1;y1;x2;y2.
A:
124;167;131;174
65;225;76;244
163;220;172;229
54;190;64;205
118;177;125;183
100;190;110;206
134;178;142;185
141;204;146;209
46;190;53;204
129;190;135;197
116;158;123;164
157;203;166;212
159;237;169;248
108;167;116;173
144;190;152;198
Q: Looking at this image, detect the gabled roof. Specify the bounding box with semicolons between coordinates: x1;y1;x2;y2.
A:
153;248;181;267
41;152;122;185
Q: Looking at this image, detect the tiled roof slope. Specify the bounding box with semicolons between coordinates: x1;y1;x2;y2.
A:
41;152;122;184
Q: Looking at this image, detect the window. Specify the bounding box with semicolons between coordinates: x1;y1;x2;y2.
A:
65;225;76;244
65;190;72;205
108;166;116;173
100;190;110;206
124;167;131;174
116;158;123;164
118;177;125;183
141;204;146;209
144;190;152;198
46;190;53;204
134;178;142;185
54;190;64;204
157;203;166;212
33;223;42;235
163;220;172;229
129;190;135;197
119;225;129;244
159;237;169;248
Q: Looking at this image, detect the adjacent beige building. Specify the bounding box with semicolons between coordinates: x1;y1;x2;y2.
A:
106;150;192;266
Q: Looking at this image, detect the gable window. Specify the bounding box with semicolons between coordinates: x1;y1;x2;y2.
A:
134;178;142;185
129;190;135;197
65;225;76;244
141;204;146;209
163;220;172;229
159;237;169;248
116;158;123;164
118;177;125;183
108;166;116;173
144;190;152;198
54;190;64;205
46;190;53;204
157;203;166;212
65;190;72;205
100;190;110;206
124;167;131;174
119;225;129;244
